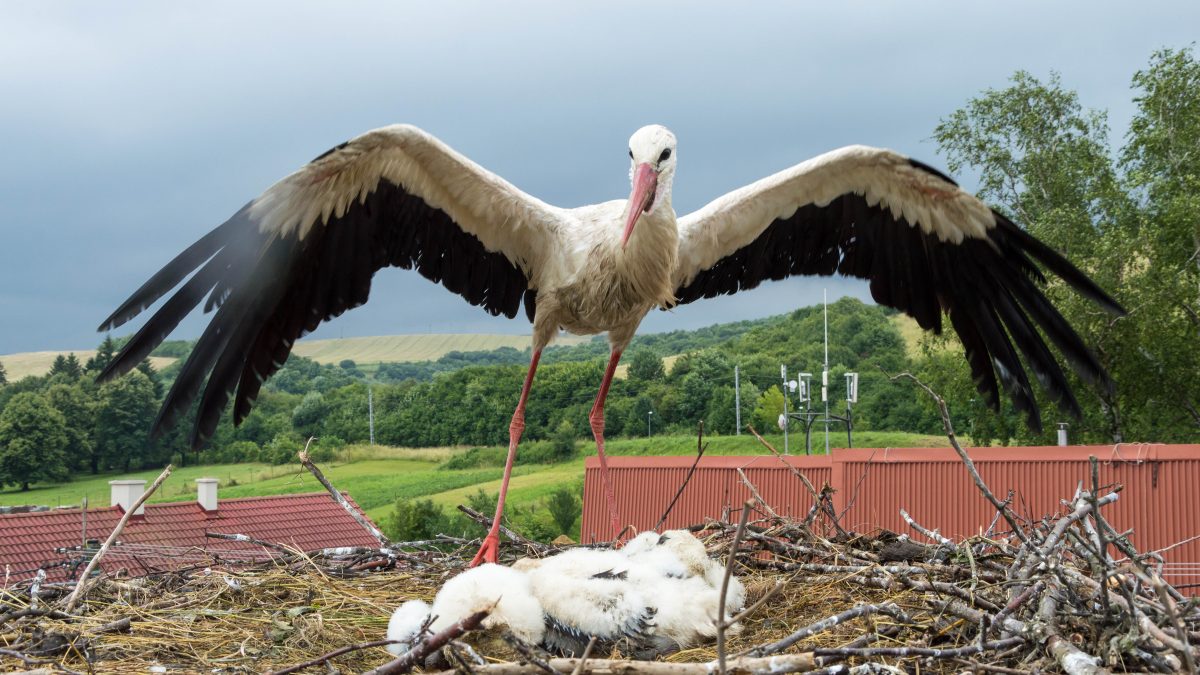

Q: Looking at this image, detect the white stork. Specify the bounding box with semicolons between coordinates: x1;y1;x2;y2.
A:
98;123;1124;565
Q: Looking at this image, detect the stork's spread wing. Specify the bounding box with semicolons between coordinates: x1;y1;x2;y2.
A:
99;124;564;448
674;145;1124;430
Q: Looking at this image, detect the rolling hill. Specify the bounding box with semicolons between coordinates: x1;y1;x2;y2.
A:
0;334;594;380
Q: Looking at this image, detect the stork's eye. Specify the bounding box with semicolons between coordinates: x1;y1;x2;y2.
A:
629;149;634;160
659;148;672;163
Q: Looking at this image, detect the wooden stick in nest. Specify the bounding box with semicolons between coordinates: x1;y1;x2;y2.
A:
655;421;708;530
457;505;547;555
361;607;491;675
266;638;405;675
63;464;173;613
299;439;390;548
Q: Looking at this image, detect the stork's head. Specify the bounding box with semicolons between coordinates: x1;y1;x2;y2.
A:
623;124;677;248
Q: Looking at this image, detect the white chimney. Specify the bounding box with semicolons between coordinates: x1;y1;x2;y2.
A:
109;479;146;515
196;478;218;512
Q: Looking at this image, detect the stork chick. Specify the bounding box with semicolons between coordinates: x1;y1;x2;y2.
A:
386;563;543;656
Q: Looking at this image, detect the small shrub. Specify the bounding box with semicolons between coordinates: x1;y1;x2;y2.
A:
550;420;577;461
546;486;581;535
510;504;559;542
384;498;450;541
440;447;505;470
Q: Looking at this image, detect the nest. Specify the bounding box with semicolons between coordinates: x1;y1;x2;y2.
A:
3;489;1198;675
3;432;1199;674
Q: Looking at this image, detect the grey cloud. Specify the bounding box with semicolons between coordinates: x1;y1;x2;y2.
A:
1;1;1196;353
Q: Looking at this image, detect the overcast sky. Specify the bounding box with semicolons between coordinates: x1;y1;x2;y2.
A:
1;2;1196;355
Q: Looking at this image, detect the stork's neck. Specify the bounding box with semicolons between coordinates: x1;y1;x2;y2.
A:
617;199;678;307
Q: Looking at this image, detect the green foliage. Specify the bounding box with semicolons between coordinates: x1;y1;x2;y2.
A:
465;488;497;515
550;419;577;461
0;392;70;490
0;361;6;385
84;335;117;375
49;354;83;380
752;386;785;432
626;349;665;385
546;485;581;535
384;498;451;541
95;370;160;473
45;383;96;473
291;391;328;438
928;48;1200;442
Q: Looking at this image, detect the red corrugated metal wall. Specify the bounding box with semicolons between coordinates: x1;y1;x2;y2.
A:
581;456;831;542
582;445;1200;591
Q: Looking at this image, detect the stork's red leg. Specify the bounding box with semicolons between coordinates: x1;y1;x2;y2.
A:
589;350;624;538
470;349;541;567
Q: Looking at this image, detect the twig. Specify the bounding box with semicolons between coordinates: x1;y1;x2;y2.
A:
28;570;45;610
736;469;780;519
205;532;299;559
717;501;752;675
426;654;820;675
812;636;1023;658
63;464;173;613
299;441;390;548
569;637;597;675
899;508;956;549
1037;589;1110;675
361;607;491;675
502;632;558;675
0;607;75;624
457;505;546;554
747;425;819;500
1144;570;1198;674
655;421;708;530
889;372;1035;550
266;639;403;675
744;603;910;657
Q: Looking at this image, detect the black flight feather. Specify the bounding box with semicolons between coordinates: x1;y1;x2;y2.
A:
674;171;1124;431
102;172;531;450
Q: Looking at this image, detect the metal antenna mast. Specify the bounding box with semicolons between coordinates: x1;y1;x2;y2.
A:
823;288;830;456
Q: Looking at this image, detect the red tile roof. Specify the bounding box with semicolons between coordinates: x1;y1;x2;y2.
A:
0;492;382;584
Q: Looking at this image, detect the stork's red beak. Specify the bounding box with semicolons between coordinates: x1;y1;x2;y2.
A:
622;163;658;248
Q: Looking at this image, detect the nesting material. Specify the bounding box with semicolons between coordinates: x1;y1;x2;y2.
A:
3;481;1197;674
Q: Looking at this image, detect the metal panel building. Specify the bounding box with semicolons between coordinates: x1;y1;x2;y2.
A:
582;444;1200;591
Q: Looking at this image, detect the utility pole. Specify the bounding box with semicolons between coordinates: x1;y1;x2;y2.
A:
368;386;375;446
648;410;654;437
781;364;789;454
734;365;741;435
823;288;830;456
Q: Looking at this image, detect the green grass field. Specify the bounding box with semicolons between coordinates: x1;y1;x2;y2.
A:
1;431;949;532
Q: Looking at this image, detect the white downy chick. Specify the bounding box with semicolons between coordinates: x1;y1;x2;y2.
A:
386;563;544;656
624;530;746;612
516;549;659;657
387;599;432;655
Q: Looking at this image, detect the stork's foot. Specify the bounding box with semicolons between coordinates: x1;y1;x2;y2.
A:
469;533;501;567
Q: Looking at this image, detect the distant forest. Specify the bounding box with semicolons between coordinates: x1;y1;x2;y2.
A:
3;47;1198;490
